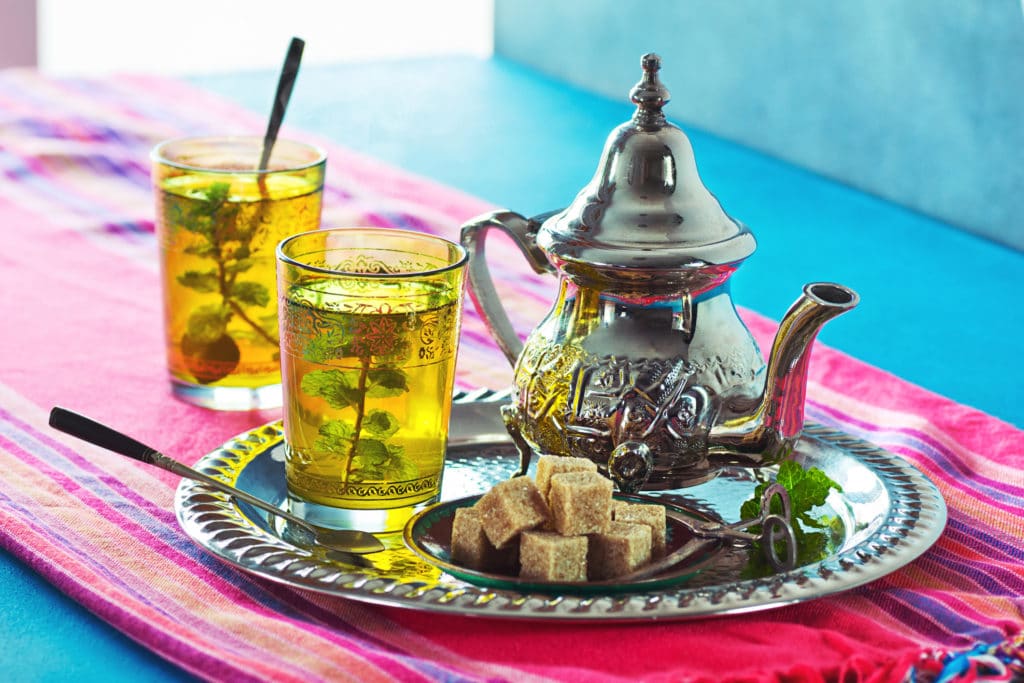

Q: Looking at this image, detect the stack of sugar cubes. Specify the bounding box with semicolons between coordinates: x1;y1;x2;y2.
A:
450;455;666;582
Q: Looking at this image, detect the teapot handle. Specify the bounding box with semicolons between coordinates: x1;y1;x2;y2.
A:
460;209;557;365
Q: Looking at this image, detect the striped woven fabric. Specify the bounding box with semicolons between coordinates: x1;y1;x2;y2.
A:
0;69;1021;682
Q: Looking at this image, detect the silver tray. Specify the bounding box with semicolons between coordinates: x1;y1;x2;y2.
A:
175;389;947;621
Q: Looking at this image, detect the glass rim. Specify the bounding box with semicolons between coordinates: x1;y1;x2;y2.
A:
277;227;469;279
151;135;327;174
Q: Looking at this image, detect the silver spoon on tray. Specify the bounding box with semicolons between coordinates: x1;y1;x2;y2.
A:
48;407;384;556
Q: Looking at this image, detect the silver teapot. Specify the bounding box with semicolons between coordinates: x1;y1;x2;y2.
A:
460;54;858;492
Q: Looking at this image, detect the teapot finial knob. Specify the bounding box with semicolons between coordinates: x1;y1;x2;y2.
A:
630;53;670;128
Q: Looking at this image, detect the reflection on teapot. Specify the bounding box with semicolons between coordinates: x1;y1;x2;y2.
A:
460;54;857;492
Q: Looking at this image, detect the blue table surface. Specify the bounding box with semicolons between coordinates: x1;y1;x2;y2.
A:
3;56;1022;680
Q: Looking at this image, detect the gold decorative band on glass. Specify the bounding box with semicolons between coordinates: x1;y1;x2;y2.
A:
276;227;469;533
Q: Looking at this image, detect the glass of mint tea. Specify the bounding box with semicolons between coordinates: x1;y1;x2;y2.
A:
276;228;468;532
152;136;326;410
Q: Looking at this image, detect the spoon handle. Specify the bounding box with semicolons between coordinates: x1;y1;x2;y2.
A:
49;406;160;463
259;36;305;170
48;407;310;528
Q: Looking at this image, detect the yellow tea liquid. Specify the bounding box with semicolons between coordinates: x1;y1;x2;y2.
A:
280;278;461;511
156;173;322;389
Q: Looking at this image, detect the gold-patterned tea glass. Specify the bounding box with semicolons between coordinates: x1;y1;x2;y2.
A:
276;228;468;532
152;136;326;410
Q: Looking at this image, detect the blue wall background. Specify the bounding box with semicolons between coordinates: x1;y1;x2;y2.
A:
494;0;1024;251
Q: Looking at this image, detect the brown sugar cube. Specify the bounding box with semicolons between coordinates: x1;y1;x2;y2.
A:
535;455;597;501
536;456;600;530
612;502;667;558
519;531;587;582
450;506;517;573
610;499;632;521
475;476;549;548
548;471;613;536
588;521;652;580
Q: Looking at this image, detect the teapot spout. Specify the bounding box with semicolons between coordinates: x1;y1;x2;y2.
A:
708;283;858;466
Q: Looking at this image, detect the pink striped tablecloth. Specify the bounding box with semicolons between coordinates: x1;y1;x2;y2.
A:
0;69;1021;682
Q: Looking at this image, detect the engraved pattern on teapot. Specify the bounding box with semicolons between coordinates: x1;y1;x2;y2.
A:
512;336;762;487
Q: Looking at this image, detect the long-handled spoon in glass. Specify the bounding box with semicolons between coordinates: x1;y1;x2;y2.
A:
48;407;384;556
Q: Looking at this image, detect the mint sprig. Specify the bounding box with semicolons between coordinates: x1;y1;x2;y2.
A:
170;182;277;357
298;320;417;488
741;461;844;576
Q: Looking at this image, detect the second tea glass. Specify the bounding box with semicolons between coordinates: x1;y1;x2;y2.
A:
152;136;326;410
276;228;468;533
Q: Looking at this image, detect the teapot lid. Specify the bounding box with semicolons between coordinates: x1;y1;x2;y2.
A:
537;54;756;271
